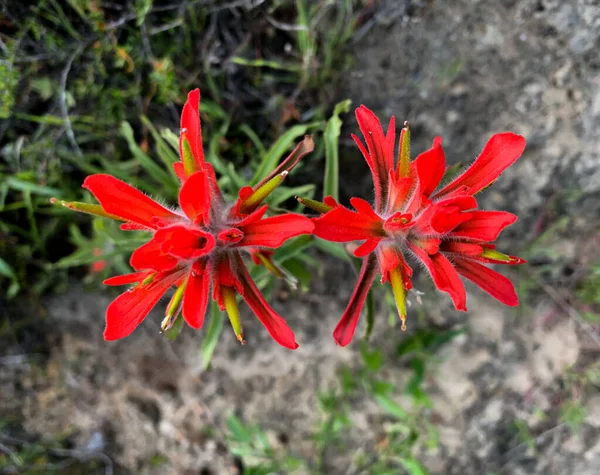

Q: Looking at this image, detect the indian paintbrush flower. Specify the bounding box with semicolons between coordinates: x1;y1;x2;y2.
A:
301;105;526;346
53;89;314;349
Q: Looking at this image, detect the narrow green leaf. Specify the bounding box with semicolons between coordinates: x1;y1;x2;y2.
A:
0;257;16;279
315;239;352;262
375;394;409;420
251;122;322;186
238;124;266;156
5;177;61;196
400;458;428;475
140;115;179;179
201;301;224;371
323;99;351;200
119;121;177;191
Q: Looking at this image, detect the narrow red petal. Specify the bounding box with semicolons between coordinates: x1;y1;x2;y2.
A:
453;257;519;306
103;271;151;286
350;197;381;220
414;136;445;198
234;204;268;227
333;254;378;346
178;170;211;224
182;260;210;329
104;270;183;340
83;174;178;228
436;133;526;197
312;205;383;242
234;253;298;349
354;106;393;211
354;238;381;257
238;214;314;248
179;88;204;167
130;238;179;271
441;241;483;257
450;211;517;242
409;243;467;311
173;162;186;182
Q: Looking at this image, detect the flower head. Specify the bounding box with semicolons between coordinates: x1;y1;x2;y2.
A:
306;106;526;346
56;89;314;349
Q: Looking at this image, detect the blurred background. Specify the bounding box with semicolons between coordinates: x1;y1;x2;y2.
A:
1;0;599;473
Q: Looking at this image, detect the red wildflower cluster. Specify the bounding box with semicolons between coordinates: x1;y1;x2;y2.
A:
306;106;526;346
56;86;527;350
57;90;314;349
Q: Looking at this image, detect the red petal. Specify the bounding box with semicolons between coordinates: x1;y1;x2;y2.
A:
436;133;526;197
354;106;394;211
103;271;151;286
238;213;314;248
333;254;378;346
430;208;473;234
375;244;412;284
130;238;179;271
104;270;183;340
441;241;483;256
354;238;381;257
453;257;519;306
387;172;412;212
234;204;268;227
350;197;381;220
414;136;445;198
409;243;467;311
179;89;204;167
450;211;517;242
154;225;215;260
178;170;211;224
182;260;210;329
83;174;178;228
173;162;186;182
234;253;298;349
312;205;383;242
212;254;243;309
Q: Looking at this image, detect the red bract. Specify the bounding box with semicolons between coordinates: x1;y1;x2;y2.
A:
307;106;526;346
57;89;315;349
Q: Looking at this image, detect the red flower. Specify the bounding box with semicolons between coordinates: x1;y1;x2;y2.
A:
307;106;526;346
58;89;314;349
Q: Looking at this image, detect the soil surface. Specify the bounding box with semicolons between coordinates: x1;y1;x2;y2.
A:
3;0;600;474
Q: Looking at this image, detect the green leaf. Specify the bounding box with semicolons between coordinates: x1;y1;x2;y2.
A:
360;343;383;371
201;301;224;371
250;122;322;185
323;99;351;200
119;121;177;192
165;315;185;340
5;177;61;196
0;257;17;280
375;394;409;420
400;457;429;475
238;124;266;157
140;115;179;179
315;239;352;262
226;414;252;443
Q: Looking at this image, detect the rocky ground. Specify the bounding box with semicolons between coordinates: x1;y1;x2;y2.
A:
2;0;600;473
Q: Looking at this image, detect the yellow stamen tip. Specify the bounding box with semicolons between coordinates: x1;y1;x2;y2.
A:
389;266;408;330
239;173;286;214
223;286;244;343
296;196;333;214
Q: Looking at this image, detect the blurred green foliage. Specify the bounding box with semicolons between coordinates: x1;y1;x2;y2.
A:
0;0;363;300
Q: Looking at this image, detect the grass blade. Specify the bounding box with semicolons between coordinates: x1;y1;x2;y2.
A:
323;99;351;201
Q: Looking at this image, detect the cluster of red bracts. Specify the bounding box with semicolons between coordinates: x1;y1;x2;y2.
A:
55;89;526;349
